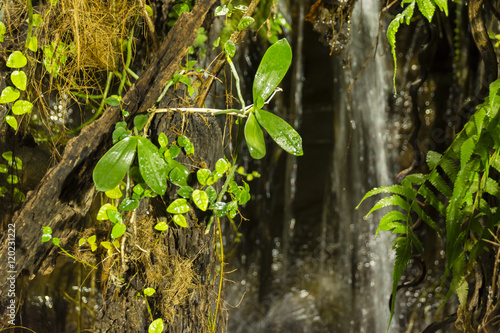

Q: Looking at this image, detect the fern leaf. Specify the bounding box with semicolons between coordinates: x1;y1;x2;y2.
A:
441;252;466;309
485;177;500;199
473;106;487;135
419;184;446;215
488;78;500;108
460;136;476;168
416;0;435;21
428;169;453;197
401;173;427;187
359;185;416;207
366;195;411;217
491;153;500;173
433;0;448;15
388;237;412;329
426;150;442;170
413;203;442;237
440;157;459;182
377;210;409;235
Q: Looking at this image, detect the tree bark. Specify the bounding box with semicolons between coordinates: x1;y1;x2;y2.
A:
0;0;217;328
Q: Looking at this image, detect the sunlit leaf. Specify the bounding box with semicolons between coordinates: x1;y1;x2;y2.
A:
255;109;303;156
145;4;153;17
0;164;7;173
168;145;181;159
148;318;164;333
167;198;190;214
119;198;139;211
88;235;96;244
253;39;292;107
0;87;20;104
105;95;121;106
206;186;217;202
11;70;27;91
26;36;38;52
137;137;168;195
52;237;60;246
158;133;168;147
79;238;87;246
154;222;168;231
215;5;229;16
5;116;17;130
42;227;52;242
224;40;236;57
177;186;194;198
105;185;123;199
192;189;208;211
107;209;123;224
6;51;27;68
173;214;187;227
13;187;25;203
144;288;156;296
238;16;255;31
7;175;18;184
111;223;126;239
245;112;266;159
101;241;113;250
96;203;118;220
93;136;138;192
12;100;33;115
197;168;211;186
0;22;5;42
169;162;189;187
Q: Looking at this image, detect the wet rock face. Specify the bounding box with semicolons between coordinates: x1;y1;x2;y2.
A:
305;0;357;55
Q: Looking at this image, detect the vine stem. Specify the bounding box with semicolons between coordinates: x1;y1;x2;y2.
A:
212;217;224;333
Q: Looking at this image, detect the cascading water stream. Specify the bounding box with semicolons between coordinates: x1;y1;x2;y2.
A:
330;0;397;331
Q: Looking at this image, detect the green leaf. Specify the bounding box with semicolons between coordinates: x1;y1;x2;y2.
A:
238;16;255;31
137;137;168;195
376;210;408;235
107;209;123;224
52;238;60;246
148;318;164;333
42;227;53;242
173;3;190;16
0;22;5;42
224;40;236;57
101;241;113;250
96;203;118;220
119;198;140;211
215;5;229;16
184;142;194;155
111;223;126;239
255;109;303;156
426;150;442;169
197;169;212;186
0;164;7;173
389;237;412;327
413;204;442;236
134;114;149;130
173;214;187;227
145;4;153;17
206;186;217;202
6;51;27;68
177;186;194;198
7;175;18;184
5;116;18;130
158;133;168;147
192;189;209;211
169;145;180;159
460;136;476;168
366;195;410;216
13;187;25;203
79;238;87;246
93;137;138;192
0;87;20;104
26;36;38;52
215;158;229;174
31;13;44;27
11;70;27;91
357;184;416;209
88;235;96;244
105;185;123;199
167;198;190;214
245;112;266;159
105;95;121;106
144;287;156;296
12;100;33;115
428;169;453;197
154;222;169;231
416;0;435;22
253;39;292;106
169;163;190;186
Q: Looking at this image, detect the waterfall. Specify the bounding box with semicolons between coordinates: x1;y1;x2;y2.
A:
330;0;397;331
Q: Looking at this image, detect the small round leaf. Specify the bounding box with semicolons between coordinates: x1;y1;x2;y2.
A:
0;87;20;104
12;100;33;115
111;223;126;239
11;70;27;91
167;198;190;214
173;214;187;228
6;51;27;68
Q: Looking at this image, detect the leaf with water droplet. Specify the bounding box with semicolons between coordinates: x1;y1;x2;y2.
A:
5;116;17;130
11;70;27;91
12;100;33;115
93;136;138;192
255;109;303;156
137;137;168;195
167;198;190;214
119;198;139;211
253;39;292;106
192;189;208;211
111;223;126;239
0;87;20;104
244;112;266;159
197;168;211;186
154;222;168;231
173;214;187;227
96;203;118;220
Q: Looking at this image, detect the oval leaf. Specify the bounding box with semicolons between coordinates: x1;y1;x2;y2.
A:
154;222;169;231
245;112;266;159
167;198;190;214
96;203;117;220
173;214;187;228
111;223;126;239
105;185;123;199
192;189;208;211
137;137;168;195
119;198;140;211
11;70;27;91
148;318;164;333
5;116;18;130
0;87;20;104
93;137;138;192
12;100;33;115
253;39;292;107
144;288;156;296
6;51;27;68
255;109;303;156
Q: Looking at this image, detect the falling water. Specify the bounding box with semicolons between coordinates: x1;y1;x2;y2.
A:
330;0;397;331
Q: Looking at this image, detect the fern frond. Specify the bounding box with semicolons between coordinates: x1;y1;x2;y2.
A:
428;169;453;197
440;157;459;182
413;204;442;237
389;237;412;329
401;173;427;187
419;184;446;215
357;185;416;210
366;195;411;216
460;136;477;168
377;210;409;235
426;150;442;170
